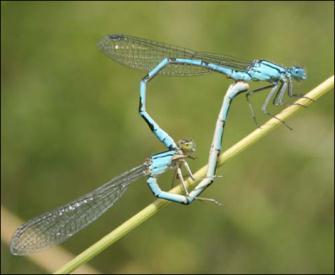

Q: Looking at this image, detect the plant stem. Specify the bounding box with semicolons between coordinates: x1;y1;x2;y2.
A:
54;76;334;274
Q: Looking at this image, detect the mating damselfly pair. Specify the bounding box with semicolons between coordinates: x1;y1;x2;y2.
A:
10;34;306;255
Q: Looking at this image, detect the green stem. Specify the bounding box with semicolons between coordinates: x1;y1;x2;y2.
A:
54;76;334;274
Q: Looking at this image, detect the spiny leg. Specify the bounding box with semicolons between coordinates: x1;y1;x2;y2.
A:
264;112;293;130
261;82;293;131
272;78;308;111
182;160;195;181
194;196;222;206
246;92;259;128
287;78;315;103
274;78;309;109
245;83;276;128
176;167;189;195
262;81;281;112
273;79;288;106
170;160;194;192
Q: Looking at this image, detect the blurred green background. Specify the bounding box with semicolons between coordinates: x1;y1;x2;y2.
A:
1;1;334;274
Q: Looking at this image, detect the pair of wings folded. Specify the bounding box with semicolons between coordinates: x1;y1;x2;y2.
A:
97;34;250;76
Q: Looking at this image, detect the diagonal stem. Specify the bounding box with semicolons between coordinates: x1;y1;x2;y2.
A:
54;76;334;274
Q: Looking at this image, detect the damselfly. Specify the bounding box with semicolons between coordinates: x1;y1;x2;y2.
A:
10;139;196;255
98;34;307;133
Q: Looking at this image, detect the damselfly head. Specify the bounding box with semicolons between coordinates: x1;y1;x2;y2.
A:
289;66;306;81
177;138;196;156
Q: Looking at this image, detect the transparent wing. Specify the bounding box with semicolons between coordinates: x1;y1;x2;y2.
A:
194;51;250;71
97;34;251;76
10;164;147;255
